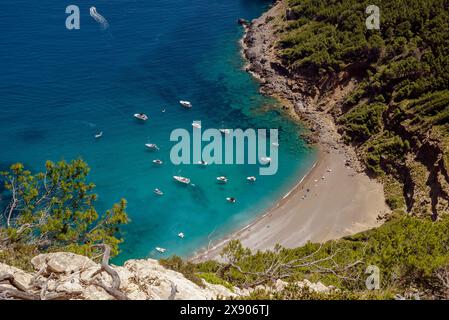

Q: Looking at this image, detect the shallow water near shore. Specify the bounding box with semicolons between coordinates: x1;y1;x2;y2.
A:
0;0;316;263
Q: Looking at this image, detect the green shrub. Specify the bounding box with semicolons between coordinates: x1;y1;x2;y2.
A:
159;255;205;288
199;273;235;292
194;215;449;299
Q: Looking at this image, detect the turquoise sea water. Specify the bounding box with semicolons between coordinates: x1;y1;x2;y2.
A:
0;0;316;263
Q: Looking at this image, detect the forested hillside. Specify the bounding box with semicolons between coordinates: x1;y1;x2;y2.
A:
278;0;449;218
165;215;449;299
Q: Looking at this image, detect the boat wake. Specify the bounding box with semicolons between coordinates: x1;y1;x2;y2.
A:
90;7;109;30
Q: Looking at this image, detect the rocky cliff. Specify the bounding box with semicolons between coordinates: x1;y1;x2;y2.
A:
0;252;236;300
0;252;331;300
242;0;449;218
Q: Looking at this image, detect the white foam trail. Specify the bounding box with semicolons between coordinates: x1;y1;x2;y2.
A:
90;7;109;30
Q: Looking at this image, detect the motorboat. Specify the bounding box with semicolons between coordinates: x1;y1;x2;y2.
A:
178;232;185;239
134;113;149;121
94;131;103;139
192;121;201;129
272;142;279;147
156;247;166;253
154;188;164;196
217;176;228;184
153;159;163;165
197;160;208;166
219;128;231;135
180;100;192;108
226;197;236;203
173;176;191;185
145;143;159;151
260;157;272;164
247;176;257;182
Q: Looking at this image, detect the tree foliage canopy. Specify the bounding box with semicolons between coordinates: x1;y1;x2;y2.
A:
0;159;128;259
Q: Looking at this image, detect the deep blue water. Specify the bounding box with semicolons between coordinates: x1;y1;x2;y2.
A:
0;0;316;263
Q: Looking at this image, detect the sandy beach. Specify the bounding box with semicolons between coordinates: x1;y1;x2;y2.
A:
190;1;390;262
191;148;388;262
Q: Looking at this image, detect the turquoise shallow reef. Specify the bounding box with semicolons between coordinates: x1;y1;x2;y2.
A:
0;0;316;263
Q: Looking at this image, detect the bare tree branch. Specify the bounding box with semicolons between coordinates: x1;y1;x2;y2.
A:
91;244;129;300
168;282;177;300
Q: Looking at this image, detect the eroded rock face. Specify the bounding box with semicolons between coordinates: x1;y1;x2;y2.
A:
0;252;332;300
1;252;236;300
0;263;33;290
31;252;96;274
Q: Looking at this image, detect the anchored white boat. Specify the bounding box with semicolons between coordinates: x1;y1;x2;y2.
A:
134;113;149;121
155;247;166;253
153;159;163;165
226;197;236;203
95;131;103;139
217;176;228;184
219;128;231;135
247;176;257;182
192;121;201;129
154;188;164;196
145;143;159;151
272;142;279;147
197;160;208;166
173;176;191;185
180;100;192;108
260;157;272;164
178;232;185;239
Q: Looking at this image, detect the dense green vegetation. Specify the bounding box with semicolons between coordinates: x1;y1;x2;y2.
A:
2;1;449;301
0;160;129;269
278;0;449;217
181;215;449;299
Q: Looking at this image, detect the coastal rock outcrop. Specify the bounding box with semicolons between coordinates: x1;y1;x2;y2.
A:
0;252;236;300
0;252;333;300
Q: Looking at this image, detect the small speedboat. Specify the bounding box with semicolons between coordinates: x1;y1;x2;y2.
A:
217;176;228;184
153;159;163;165
219;128;231;135
154;188;164;196
226;197;236;203
134;113;149;121
180;100;192;108
197;160;208;166
247;176;257;182
145;143;159;151
94;131;103;139
178;232;185;239
272;142;279;147
192;121;201;129
156;247;166;253
260;157;272;164
173;176;191;185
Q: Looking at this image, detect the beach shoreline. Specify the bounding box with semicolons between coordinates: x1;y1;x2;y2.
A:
190;0;389;262
190;149;321;262
191;147;387;262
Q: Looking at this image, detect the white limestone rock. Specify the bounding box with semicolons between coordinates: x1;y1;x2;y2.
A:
1;251;332;300
0;262;33;289
31;252;96;274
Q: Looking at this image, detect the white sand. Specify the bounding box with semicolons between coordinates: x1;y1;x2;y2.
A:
191;149;389;262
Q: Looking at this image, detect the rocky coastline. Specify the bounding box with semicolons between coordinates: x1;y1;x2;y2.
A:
241;0;363;172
